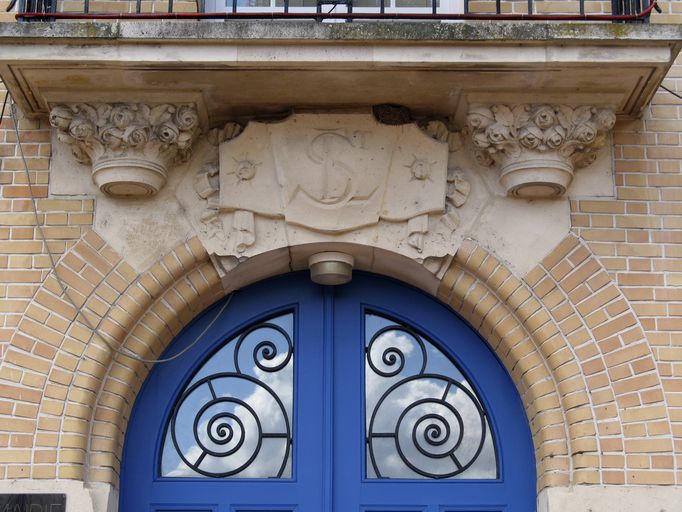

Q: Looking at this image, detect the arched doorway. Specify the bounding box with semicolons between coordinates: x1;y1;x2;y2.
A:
120;272;535;511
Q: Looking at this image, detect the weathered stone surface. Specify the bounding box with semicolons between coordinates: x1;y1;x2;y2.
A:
0;22;677;123
191;113;457;268
466;104;616;198
0;20;680;42
538;486;682;512
49;103;201;196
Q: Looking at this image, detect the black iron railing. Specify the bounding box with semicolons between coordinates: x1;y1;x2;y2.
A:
9;0;660;22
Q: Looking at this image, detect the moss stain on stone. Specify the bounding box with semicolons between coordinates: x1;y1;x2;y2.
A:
0;20;680;44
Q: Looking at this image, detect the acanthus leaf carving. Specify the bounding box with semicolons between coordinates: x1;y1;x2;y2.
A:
49;102;200;196
465;103;616;198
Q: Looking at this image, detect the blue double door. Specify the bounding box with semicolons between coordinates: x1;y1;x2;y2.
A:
120;273;535;512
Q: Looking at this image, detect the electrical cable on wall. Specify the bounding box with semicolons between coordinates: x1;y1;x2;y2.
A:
660;84;682;102
7;93;234;365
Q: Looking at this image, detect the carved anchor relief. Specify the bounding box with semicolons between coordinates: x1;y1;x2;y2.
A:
301;129;372;207
193;113;470;268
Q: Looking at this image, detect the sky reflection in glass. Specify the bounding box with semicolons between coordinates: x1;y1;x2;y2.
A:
161;313;294;479
365;313;497;480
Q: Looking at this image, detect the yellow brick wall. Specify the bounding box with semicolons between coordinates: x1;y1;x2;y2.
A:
0;16;680;492
568;62;682;484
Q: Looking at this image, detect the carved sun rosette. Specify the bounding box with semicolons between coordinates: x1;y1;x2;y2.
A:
50;103;201;196
466;104;616;198
191;113;470;276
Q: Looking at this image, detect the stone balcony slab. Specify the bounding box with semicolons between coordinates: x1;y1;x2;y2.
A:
0;21;679;125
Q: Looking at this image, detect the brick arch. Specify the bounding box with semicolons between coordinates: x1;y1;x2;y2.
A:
84;240;576;489
438;240;579;488
440;234;675;488
0;230;221;482
81;243;568;487
79;239;224;484
80;238;593;488
0;230;673;492
523;234;675;486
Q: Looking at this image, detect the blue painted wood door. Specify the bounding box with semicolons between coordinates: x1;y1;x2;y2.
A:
120;273;535;512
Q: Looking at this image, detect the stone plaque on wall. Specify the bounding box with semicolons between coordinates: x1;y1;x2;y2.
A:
190;113;475;278
0;494;66;511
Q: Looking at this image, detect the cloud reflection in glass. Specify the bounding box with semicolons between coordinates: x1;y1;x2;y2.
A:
160;313;294;479
365;313;497;480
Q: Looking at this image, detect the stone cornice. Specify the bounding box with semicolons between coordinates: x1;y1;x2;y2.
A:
465;104;616;198
49;103;201;196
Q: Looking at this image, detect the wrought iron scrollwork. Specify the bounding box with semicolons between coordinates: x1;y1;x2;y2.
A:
166;318;293;478
234;323;293;375
366;326;427;378
366;315;493;479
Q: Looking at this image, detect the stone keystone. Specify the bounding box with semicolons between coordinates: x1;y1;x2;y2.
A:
49;103;201;197
466;104;616;198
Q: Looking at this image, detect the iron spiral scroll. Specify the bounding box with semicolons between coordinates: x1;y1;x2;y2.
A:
366;322;490;479
169;321;293;478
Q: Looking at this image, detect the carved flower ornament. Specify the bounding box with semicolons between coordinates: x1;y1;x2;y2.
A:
49;103;200;196
50;103;199;162
466;104;616;167
465;104;617;198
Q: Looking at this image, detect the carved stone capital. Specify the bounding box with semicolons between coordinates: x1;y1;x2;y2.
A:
49;103;201;196
466;104;616;198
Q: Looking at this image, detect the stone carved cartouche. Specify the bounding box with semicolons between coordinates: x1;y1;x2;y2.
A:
49;103;201;196
192;113;470;276
466;104;616;198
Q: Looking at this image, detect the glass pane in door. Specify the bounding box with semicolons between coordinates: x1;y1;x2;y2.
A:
160;313;294;479
365;312;497;480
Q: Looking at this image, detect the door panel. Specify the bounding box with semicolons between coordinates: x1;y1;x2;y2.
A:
154;509;215;512
121;278;326;512
332;278;534;512
359;508;426;512
120;273;535;512
230;508;297;512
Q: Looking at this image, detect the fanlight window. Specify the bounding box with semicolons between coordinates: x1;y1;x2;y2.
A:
365;312;497;479
159;310;496;481
160;313;294;479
